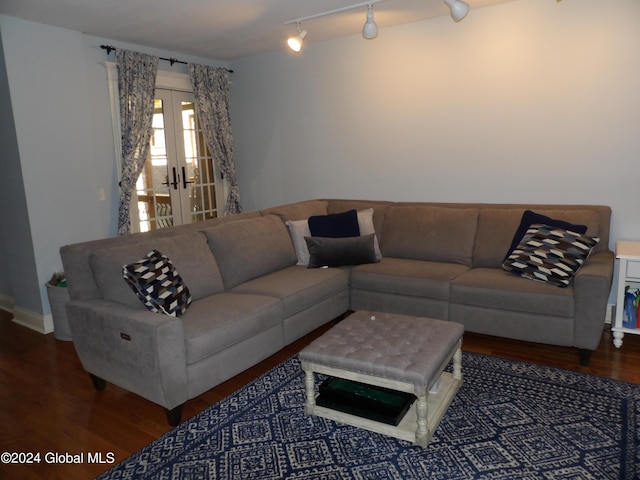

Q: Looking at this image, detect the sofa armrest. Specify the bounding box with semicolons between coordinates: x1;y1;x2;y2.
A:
573;250;615;349
66;299;188;410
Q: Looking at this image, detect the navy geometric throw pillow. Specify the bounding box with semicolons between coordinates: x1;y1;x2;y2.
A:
502;224;599;287
503;210;588;262
123;249;191;316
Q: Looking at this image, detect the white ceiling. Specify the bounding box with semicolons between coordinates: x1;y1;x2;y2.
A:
0;0;515;61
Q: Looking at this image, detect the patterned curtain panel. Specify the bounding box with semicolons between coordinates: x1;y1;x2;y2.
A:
188;64;242;215
116;49;159;235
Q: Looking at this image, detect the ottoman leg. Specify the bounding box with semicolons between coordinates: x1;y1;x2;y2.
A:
453;344;462;381
414;387;429;447
303;369;316;415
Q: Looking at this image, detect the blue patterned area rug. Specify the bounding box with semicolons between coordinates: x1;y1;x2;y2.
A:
98;352;639;479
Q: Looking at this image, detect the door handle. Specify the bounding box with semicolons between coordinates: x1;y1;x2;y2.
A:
170;167;178;190
182;166;195;189
163;168;179;189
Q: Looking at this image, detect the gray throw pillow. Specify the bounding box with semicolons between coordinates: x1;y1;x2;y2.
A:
304;234;378;268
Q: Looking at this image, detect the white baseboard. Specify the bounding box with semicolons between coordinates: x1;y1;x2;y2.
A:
12;306;53;335
605;303;614;324
0;293;15;313
0;292;54;334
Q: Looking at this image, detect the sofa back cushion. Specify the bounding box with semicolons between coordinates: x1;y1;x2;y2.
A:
473;208;601;268
260;200;328;222
89;232;224;309
61;210;262;301
202;215;297;289
381;206;479;266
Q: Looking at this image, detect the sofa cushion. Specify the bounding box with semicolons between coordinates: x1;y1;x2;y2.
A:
381;206;478;266
473;208;600;268
260;199;328;222
305;234;377;268
231;265;349;317
502;224;599;287
351;257;470;300
451;268;575;317
123;249;192;316
308;209;360;238
89;232;224;309
202;215;297;289
181;293;282;364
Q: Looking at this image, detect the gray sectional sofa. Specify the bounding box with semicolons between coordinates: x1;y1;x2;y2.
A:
60;199;614;425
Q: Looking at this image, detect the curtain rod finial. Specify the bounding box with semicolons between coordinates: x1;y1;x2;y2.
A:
101;44;116;55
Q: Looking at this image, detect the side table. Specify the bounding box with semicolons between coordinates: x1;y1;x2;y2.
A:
612;241;640;348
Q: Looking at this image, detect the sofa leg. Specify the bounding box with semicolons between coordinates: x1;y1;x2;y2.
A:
89;374;106;391
165;404;184;427
578;349;593;366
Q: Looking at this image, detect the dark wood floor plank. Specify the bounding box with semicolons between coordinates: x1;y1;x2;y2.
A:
1;309;639;479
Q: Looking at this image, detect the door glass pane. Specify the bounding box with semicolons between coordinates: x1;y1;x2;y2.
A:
136;99;174;232
181;101;218;222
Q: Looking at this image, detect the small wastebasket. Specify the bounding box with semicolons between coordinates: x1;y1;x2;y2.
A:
46;272;72;341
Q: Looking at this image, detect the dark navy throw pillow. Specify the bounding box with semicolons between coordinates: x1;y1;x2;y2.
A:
308;209;360;238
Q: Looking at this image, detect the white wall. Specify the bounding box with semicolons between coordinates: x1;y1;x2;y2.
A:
0;28;31;314
0;16;98;327
230;0;640;249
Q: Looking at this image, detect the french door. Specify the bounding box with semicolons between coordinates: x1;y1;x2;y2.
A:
134;89;220;232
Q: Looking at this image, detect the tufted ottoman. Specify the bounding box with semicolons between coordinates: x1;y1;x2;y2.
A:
299;310;464;447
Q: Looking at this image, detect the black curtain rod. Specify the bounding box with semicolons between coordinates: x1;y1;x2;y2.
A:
100;45;233;73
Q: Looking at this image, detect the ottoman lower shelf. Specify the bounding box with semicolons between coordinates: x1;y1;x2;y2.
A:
308;371;460;445
316;377;417;426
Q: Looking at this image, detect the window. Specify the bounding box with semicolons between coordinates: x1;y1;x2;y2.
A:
105;64;222;232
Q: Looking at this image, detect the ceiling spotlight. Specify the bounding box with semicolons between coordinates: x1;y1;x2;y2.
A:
287;22;307;52
285;0;386;52
362;4;378;40
444;0;470;22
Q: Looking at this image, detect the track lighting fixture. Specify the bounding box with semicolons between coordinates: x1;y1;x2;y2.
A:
444;0;470;22
285;0;468;53
287;22;307;53
362;4;378;40
285;0;385;52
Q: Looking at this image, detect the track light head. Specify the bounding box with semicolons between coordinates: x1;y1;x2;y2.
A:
287;22;307;52
362;4;378;40
444;0;470;22
285;0;386;52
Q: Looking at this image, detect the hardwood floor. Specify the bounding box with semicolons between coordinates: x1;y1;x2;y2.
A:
2;309;640;479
